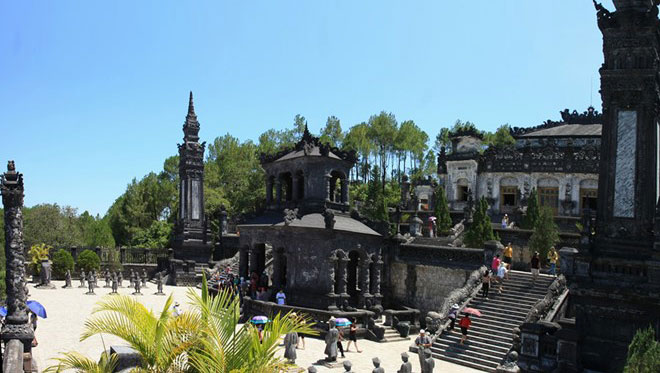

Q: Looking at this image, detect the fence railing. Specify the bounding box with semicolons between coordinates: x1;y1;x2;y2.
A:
48;247;167;265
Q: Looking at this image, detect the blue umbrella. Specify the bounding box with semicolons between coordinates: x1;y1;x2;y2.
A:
0;301;47;318
251;315;269;324
335;317;352;327
27;300;47;319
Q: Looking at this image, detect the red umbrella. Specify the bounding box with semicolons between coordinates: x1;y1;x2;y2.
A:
462;307;482;317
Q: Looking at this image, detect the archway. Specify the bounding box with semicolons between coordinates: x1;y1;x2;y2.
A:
279;253;288;290
347;250;360;299
280;173;293;202
329;170;345;203
295;170;305;200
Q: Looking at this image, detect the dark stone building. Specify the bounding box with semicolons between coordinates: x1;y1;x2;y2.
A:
238;127;386;310
561;1;660;371
172;92;213;264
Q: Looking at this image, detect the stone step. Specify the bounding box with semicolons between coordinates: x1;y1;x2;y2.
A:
468;301;532;316
486;282;549;294
468;297;537;311
433;349;499;372
431;343;506;365
439;328;512;347
462;327;513;342
378;336;410;343
435;335;510;354
469;319;517;334
473;312;525;325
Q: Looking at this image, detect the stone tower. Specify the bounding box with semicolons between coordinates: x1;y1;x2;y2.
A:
560;2;660;371
173;92;212;263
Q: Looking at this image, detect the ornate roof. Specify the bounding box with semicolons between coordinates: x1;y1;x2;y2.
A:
259;125;358;165
510;107;603;138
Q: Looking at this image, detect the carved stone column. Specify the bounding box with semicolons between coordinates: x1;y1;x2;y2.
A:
239;246;249;278
337;253;349;298
1;161;34;364
325;174;332;202
275;180;282;207
340;179;348;204
265;176;273;205
272;248;282;290
327;252;339;310
373;255;383;299
358;255;372;308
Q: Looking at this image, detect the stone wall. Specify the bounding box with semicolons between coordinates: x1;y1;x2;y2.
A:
389;261;476;323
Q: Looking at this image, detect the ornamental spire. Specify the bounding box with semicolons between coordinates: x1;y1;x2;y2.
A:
183;91;200;142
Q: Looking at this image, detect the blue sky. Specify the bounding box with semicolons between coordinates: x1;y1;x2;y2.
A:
0;0;614;216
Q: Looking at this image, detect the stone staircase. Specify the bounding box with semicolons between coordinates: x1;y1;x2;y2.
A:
428;270;554;372
374;318;410;343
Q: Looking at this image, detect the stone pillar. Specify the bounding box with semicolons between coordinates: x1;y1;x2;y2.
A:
272;249;282;291
275;180;282;207
292;175;300;201
340;179;348;205
239;246;249;278
373;255;383;298
327;252;339;310
0;161;34;368
266;176;273;205
325;174;332;202
358;256;371;307
337;254;349;298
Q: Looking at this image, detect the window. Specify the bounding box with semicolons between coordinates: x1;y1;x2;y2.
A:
501;186;518;207
539;187;559;214
458;186;469;202
580;188;597;212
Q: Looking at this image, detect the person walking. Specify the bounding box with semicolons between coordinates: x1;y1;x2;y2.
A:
491;254;501;273
481;270;492;299
446;304;459;332
497;262;508;294
501;214;509;229
547;247;559;277
415;330;432;370
337;327;346;358
345;320;362;353
459;314;472;345
531;251;540;284
503;243;513;279
172;302;182;317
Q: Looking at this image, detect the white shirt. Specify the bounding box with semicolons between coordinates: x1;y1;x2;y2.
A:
497;266;507;279
172;305;181;317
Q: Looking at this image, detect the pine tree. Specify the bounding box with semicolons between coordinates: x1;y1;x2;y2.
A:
434;184;452;235
365;166;389;223
624;326;660;373
464;197;497;248
523;188;540;229
529;206;560;261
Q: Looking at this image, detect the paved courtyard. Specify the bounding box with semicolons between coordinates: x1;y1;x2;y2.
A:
29;281;479;372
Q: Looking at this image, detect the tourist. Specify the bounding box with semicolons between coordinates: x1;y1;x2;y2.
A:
497;262;508;294
501;214;509;229
503;243;513;278
257;323;264;344
459;314;471;344
345;319;362;353
491;254;501;273
30;311;39;347
172;302;182;317
446;304;459;332
250;272;258;298
547;246;559;277
481;270;491;299
260;270;269;290
257;287;268;301
337;327;346;358
531;251;540;284
415;329;432;368
276;289;286;305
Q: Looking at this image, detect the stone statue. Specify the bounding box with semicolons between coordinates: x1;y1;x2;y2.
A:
86;272;95;295
342;361;353;373
64;270;72;288
283;331;298;363
307;367;317;373
133;275;142;295
92;271;98;288
220;204;228;235
79;270;86;288
422;349;434;373
104;270;111;288
372;357;385;373
398;352;412;373
111;272;118;294
118;271;124;287
141;269;148;288
324;318;339;361
155;272;165;295
39;259;53;288
323;208;336;229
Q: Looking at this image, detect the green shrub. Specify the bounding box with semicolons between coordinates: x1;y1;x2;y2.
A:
434;184;453;235
464;197;497;248
52;249;75;279
529;206;560;261
28;243;51;276
76;249;101;272
522;188;540;229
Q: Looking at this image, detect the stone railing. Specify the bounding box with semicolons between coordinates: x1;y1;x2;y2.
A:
2;340;24;373
241;298;383;340
397;244;484;267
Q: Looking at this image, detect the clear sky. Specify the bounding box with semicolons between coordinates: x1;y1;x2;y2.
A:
0;0;614;216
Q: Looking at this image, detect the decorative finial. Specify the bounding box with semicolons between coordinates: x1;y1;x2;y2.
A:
188;91;195;116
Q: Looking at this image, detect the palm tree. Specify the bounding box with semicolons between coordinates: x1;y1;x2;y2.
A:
43;351;118;373
186;276;317;373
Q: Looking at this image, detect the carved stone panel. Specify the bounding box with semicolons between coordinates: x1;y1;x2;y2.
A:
613;110;637;218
